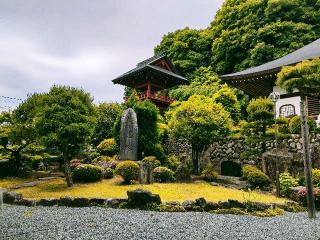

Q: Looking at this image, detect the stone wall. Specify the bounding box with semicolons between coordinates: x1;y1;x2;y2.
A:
165;135;320;177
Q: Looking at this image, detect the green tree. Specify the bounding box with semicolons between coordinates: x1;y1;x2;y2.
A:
169;66;221;101
36;86;95;187
212;84;241;123
92;102;124;145
210;0;320;74
246;98;274;139
166;95;232;174
0;94;43;176
154;28;213;79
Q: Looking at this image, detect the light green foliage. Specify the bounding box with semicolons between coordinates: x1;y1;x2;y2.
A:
142;156;161;168
72;164;103;183
242;165;271;189
201;165;219;182
288;116;317;134
212;208;247;215
166;95;232;173
97;138;118;156
169;67;221;101
115;160;140;184
312;169;320;187
251;208;285;217
153;167;176;183
92;102;124;145
277;58;320;95
211;0;319;74
279;172;298;197
246;98;274;137
212;84;241;123
154;28;213;79
165;154;180;171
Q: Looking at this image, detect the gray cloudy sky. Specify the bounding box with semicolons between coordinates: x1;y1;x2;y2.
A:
0;0;223;109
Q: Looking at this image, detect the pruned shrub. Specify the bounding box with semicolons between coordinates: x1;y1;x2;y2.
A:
242;165;258;179
153;167;176;183
115;160;140;184
104;168;114;179
289;116;316;134
92;155;112;164
70;159;83;171
247;170;272;190
142;156;161;168
165;155;180;171
97;138;118;156
72;164;103;183
279;172;298;197
201;165;218;182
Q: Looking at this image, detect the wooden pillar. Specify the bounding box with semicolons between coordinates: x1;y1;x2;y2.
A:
300;97;316;219
147;81;151;98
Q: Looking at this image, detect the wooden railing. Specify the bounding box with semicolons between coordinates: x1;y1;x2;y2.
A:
138;92;175;104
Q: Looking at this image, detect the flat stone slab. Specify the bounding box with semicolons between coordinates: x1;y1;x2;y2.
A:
11;181;41;189
38;177;61;181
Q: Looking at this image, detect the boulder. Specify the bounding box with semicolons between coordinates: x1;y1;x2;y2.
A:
71;198;90;207
106;198;127;208
195;198;207;208
89;198;106;206
38;198;58;206
58;197;74;207
228;199;245;209
182;200;203;212
127;189;161;208
204;201;219;211
16;198;36;207
3;191;22;204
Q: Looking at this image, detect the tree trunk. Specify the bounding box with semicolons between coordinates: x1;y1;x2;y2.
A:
300;99;316;219
192;146;203;175
63;152;73;187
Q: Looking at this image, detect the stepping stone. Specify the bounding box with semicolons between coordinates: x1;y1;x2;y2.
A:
11;181;40;189
38;177;61;181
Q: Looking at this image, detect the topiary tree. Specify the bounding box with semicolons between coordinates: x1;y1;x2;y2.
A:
115;160;140;184
166;95;232;174
36;86;95;187
73;164;103;183
288;116;316;134
246;98;274;141
153;167;176;183
212;84;241;123
0;93;44;176
277;57;320;218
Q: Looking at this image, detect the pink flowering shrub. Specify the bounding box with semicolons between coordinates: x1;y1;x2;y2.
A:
296;187;320;209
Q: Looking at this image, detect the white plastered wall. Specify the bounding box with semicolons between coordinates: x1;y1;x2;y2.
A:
272;86;301;118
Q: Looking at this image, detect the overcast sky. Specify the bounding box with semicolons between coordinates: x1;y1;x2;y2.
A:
0;0;224;109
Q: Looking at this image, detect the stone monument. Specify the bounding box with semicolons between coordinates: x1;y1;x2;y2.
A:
119;108;138;161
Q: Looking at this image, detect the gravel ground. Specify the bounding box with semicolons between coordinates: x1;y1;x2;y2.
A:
0;204;320;240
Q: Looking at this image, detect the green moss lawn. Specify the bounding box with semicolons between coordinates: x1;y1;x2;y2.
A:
0;177;286;204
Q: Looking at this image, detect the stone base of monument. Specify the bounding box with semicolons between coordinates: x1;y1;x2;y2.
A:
139;161;154;184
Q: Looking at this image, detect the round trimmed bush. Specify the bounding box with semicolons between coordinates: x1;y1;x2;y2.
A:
279;172;298;197
247;170;272;189
242;165;259;179
104;168;114;179
142;156;161;168
201;165;218;182
72;164;103;183
97;138;119;156
70;159;83;171
153;167;176;183
115;160;140;184
31;155;44;170
165;155;180;171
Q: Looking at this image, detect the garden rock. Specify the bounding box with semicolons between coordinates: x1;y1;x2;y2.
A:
16;198;36;207
38;198;58;206
195;198;207;208
3;191;22;204
204;201;219;211
228;199;245;209
127;189;161;208
58;197;74;207
89;198;106;206
182;200;203;212
106;198;127;208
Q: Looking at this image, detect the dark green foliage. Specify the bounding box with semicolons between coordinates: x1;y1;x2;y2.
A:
221;161;242;177
92;103;124;145
153;167;176;183
247;170;272;190
115;160;140;184
201;165;219;182
154;28;213;79
0;160;14;177
72;164;103;183
36;86;96;187
104;168;114;179
211;0;319;75
96;138;118;156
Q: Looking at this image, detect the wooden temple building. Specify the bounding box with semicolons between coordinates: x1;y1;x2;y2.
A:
221;38;320;119
112;54;188;111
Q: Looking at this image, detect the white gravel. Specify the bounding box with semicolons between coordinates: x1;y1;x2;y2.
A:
0;204;320;240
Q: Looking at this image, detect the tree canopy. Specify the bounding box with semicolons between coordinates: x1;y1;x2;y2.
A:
276;58;320;96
